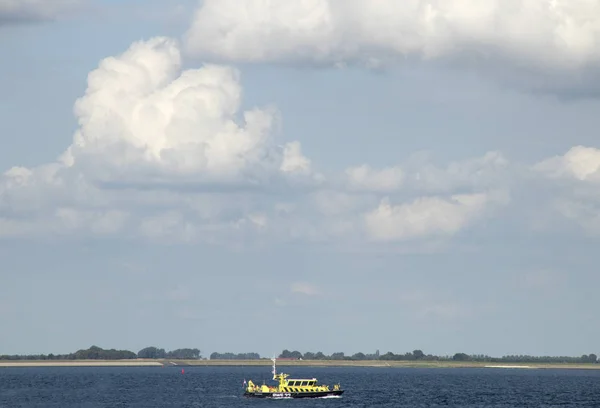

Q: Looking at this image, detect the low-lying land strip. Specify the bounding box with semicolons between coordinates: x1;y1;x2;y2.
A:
0;360;162;367
1;359;599;369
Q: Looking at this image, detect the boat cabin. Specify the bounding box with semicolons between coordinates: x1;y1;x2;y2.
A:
285;379;317;387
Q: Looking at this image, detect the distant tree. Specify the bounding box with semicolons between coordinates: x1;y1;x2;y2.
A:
581;354;597;363
314;352;326;360
379;352;396;361
71;345;136;360
330;352;345;360
211;352;239;360
303;352;316;360
351;352;366;360
413;350;425;360
234;352;259;359
453;353;470;361
137;347;166;359
167;348;201;359
210;352;260;360
279;349;302;359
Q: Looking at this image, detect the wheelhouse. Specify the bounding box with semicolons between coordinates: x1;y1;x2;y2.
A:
286;379;318;387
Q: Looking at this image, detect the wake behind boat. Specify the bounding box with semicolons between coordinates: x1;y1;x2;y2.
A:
243;358;344;399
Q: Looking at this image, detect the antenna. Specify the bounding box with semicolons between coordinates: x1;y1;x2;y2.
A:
271;357;277;378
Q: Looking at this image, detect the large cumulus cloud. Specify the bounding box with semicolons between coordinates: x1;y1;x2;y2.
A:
2;34;596;246
184;0;600;93
0;37;316;242
0;36;510;245
58;37;313;187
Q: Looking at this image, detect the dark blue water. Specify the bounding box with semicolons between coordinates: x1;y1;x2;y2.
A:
1;366;599;407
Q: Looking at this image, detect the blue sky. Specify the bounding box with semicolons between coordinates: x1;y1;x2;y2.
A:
1;0;600;359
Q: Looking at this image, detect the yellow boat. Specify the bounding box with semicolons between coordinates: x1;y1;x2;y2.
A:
243;358;344;399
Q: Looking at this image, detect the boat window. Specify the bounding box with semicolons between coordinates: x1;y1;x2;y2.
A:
301;381;308;386
288;381;296;386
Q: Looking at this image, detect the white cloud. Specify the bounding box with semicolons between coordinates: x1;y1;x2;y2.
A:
1;35;595;247
139;211;196;242
304;163;513;243
0;36;317;242
0;0;81;22
533;145;600;181
345;151;509;194
405;151;511;193
531;146;600;235
184;0;600;77
345;164;403;193
58;36;313;187
364;191;506;242
280;141;312;175
311;190;372;217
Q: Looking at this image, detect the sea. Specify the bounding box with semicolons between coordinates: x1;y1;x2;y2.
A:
1;365;599;407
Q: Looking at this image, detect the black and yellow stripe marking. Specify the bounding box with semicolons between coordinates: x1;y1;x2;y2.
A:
283;387;317;393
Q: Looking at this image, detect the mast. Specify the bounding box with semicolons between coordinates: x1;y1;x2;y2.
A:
271;357;288;387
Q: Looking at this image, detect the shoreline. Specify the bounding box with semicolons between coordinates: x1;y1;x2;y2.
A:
1;359;599;369
0;360;162;367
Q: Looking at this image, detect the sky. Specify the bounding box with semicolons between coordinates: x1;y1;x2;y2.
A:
1;0;600;359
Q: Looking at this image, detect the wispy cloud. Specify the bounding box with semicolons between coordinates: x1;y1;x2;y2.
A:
274;298;286;307
166;285;192;302
291;282;321;296
175;307;204;321
517;269;566;294
0;0;83;24
391;290;473;323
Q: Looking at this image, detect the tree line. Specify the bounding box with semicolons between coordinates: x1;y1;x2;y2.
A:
2;346;598;364
210;352;261;360
208;349;599;363
136;347;201;359
277;349;599;364
0;345;202;360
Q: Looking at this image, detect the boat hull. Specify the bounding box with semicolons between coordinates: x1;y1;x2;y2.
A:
244;390;344;399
